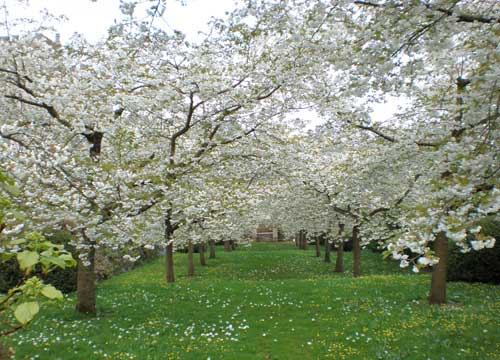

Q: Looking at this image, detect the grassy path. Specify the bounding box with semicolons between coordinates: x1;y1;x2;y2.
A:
4;243;500;359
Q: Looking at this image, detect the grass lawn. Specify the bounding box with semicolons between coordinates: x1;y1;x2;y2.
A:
4;242;499;359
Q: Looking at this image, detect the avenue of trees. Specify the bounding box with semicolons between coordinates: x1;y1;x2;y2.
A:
0;0;498;336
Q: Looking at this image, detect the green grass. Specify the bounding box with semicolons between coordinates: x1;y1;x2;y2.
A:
4;242;499;359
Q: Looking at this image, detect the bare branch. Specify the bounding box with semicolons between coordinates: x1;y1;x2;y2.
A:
5;95;72;129
0;130;28;148
256;85;282;100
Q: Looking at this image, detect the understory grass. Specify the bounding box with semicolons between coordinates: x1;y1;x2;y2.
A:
4;242;500;359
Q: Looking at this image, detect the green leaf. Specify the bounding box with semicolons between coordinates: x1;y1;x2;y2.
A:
14;302;39;325
17;251;40;271
41;285;63;300
40;255;66;268
8;238;26;245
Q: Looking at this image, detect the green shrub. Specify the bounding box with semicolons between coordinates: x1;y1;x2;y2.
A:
1;228;161;293
0;258;24;293
0;229;78;294
41;229;78;293
447;216;500;284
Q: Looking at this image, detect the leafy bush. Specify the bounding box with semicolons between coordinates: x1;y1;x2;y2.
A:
365;240;384;253
1;229;161;293
0;230;77;294
40;229;78;292
0;258;24;293
447;216;500;284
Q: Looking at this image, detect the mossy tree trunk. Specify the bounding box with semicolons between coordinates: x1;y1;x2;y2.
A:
429;232;448;305
76;230;96;314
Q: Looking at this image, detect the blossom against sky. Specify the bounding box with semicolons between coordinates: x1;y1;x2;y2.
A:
3;0;396;127
8;0;236;42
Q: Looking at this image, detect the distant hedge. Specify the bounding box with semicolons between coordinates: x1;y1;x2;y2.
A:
447;216;500;284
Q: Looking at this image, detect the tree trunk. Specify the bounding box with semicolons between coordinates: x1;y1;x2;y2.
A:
76;230;96;314
165;210;175;283
166;242;175;283
300;230;307;250
230;240;236;251
324;238;331;263
315;236;321;257
187;242;194;277
352;225;362;277
224;240;231;252
199;243;206;266
335;223;344;272
75;249;96;314
429;232;448;305
335;242;344;272
209;240;216;259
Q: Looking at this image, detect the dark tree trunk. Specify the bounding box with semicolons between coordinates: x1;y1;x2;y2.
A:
300;230;307;250
429;232;448;305
352;225;362;277
230;240;236;251
335;223;344;272
165;210;175;283
76;230;96;314
187;242;194;276
315;237;321;257
335;242;344;273
199;243;206;266
209;240;216;259
224;241;231;252
75;251;96;314
324;238;331;263
166;242;175;283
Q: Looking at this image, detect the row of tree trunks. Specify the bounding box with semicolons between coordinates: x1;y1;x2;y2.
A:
331;222;448;304
187;242;209;277
297;230;307;250
186;228;447;305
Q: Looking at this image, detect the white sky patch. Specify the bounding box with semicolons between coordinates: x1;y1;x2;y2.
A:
371;95;411;125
